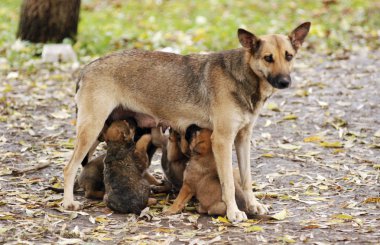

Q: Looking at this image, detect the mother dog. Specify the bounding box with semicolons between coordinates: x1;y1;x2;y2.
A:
63;22;310;222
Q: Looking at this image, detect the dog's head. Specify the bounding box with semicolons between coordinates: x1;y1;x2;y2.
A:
238;22;311;89
188;128;213;156
104;120;135;143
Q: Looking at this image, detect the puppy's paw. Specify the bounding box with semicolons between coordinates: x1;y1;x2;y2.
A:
163;206;182;215
226;206;247;223
147;198;157;206
248;200;269;215
62;200;82;211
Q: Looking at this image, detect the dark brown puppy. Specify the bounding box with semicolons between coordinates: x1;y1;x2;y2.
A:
165;127;271;220
103;120;155;214
47;154;105;199
77;153;105;199
152;128;189;193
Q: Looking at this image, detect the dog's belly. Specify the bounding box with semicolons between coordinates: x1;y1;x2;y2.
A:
107;105;211;131
107;106;159;128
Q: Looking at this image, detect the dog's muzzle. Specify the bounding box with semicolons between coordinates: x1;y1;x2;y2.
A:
267;74;291;89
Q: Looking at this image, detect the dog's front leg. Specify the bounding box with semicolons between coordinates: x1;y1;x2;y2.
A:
212;127;247;222
235;124;268;215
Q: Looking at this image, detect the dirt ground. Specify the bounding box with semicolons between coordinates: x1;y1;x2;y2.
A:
0;49;379;244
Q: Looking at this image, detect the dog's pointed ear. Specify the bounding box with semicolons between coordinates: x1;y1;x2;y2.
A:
289;22;311;51
238;28;261;52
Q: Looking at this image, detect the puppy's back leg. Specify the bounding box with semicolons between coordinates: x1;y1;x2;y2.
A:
63;96;115;210
207;202;227;216
164;184;193;215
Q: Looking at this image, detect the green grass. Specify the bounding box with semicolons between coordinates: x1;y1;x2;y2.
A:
0;0;379;59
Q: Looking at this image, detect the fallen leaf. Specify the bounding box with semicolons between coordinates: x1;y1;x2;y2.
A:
304;135;323;143
374;130;380;138
282;114;298;120
272;209;288;221
267;102;280;112
277;235;296;243
244;225;264;233
278;143;301;150
50;110;71;119
363;197;380;203
320;141;343;148
332;214;353;220
261;153;275;158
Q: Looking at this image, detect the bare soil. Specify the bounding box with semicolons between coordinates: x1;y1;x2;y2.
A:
0;50;379;244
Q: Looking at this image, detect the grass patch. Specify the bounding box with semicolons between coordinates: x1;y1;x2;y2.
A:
0;0;379;58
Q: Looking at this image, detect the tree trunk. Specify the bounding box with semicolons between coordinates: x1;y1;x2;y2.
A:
16;0;81;43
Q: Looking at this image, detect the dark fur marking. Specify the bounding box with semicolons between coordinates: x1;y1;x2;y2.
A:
81;154;89;167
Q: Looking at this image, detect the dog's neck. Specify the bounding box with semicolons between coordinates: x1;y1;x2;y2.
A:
219;49;269;113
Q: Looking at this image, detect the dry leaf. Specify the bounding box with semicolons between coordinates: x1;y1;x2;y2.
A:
272;209;288;220
320;141;343;148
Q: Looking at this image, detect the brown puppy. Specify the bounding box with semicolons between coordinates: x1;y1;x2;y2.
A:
76;153;105;199
165;126;270;219
103;120;155;214
47;154;105;199
152;128;189;193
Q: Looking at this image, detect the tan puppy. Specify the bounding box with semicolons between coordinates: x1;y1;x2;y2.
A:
103;120;156;214
165;126;270;219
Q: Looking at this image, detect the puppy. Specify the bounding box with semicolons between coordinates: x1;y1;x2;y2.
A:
76;153;105;199
165;126;270;220
47;154;105;199
103;120;156;214
151;128;189;193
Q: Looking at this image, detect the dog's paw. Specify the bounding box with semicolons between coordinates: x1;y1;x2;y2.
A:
62;200;82;211
226;206;247;223
248;200;269;215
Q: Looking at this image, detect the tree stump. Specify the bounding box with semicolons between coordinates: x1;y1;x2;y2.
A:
16;0;81;43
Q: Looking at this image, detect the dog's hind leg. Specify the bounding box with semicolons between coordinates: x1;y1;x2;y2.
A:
63;98;115;210
235;124;268;215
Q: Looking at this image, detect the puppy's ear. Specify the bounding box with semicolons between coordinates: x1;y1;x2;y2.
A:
289;22;311;51
238;28;261;52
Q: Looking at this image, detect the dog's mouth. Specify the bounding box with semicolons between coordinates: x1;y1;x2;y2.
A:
267;74;292;89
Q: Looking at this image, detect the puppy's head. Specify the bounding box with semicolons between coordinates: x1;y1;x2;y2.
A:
188;128;213;156
104;120;135;143
238;22;311;89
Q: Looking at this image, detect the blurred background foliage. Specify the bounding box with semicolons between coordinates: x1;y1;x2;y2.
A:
0;0;379;61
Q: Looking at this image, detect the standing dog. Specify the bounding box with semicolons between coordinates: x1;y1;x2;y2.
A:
63;22;310;222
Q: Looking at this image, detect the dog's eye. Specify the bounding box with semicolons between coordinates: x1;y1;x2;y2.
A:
285;52;293;61
264;55;274;63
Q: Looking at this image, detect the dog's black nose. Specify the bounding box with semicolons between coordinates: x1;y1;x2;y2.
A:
267;74;292;89
277;77;291;89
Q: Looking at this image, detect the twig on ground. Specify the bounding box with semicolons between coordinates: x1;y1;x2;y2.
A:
9;162;52;175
